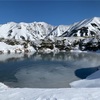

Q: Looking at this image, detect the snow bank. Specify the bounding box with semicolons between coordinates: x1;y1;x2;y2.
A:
0;83;100;100
70;69;100;88
0;42;36;54
40;47;60;54
0;52;35;62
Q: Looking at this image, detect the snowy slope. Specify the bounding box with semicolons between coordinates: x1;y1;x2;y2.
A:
46;25;70;39
0;22;54;41
0;83;100;100
0;41;36;54
70;69;100;88
65;17;100;37
0;22;69;41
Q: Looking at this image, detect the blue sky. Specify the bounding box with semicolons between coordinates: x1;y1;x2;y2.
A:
0;0;100;25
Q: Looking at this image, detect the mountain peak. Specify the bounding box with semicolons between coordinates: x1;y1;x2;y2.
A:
66;17;100;37
91;17;100;22
93;16;100;20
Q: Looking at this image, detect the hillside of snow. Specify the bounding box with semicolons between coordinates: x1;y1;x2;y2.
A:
66;17;100;37
45;25;69;39
0;22;69;41
70;68;100;88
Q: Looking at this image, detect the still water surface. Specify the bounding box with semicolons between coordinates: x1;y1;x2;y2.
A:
0;52;100;88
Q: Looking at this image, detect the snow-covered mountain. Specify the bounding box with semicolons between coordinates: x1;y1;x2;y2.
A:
45;25;69;39
0;22;69;41
0;17;100;54
63;17;100;37
0;17;100;42
0;22;53;41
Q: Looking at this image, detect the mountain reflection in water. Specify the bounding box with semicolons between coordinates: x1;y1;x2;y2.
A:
0;52;100;88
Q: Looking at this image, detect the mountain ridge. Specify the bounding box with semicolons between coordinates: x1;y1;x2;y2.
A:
0;17;100;42
0;21;69;41
0;17;100;54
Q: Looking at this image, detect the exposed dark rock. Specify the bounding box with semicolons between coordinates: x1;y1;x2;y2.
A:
91;23;98;27
20;36;25;40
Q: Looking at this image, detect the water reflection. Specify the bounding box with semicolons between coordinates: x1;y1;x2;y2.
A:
0;52;100;88
0;52;34;63
75;67;99;79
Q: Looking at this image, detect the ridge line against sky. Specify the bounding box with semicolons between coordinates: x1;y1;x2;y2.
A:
0;0;100;25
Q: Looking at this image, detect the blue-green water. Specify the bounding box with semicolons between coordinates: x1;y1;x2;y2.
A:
0;52;100;88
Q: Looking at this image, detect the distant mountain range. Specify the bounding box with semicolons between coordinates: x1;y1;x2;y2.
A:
0;21;68;41
0;17;100;54
0;17;100;41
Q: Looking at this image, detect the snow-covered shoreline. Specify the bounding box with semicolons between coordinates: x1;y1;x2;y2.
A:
0;82;100;100
0;48;100;100
70;68;100;88
0;67;100;100
0;41;36;54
